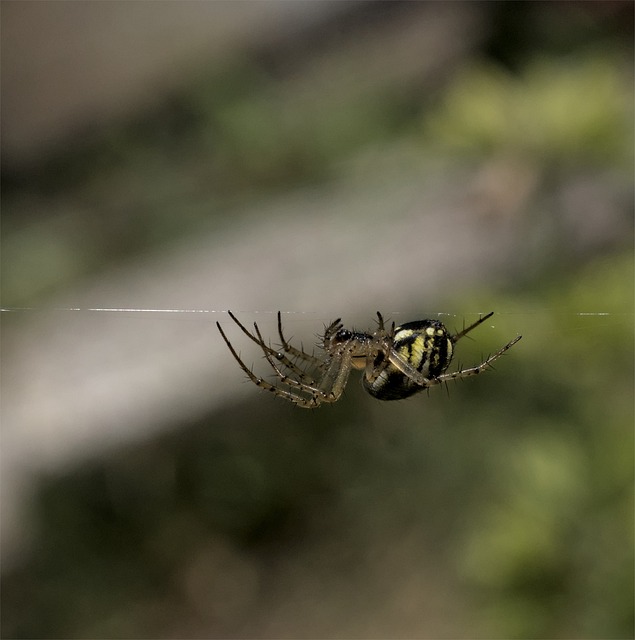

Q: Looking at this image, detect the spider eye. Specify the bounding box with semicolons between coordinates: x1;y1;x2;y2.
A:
335;328;352;342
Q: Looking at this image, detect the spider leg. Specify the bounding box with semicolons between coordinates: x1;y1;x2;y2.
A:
218;311;358;408
216;320;273;387
384;334;521;389
217;319;326;407
436;335;522;383
361;322;396;388
373;312;395;339
363;345;395;389
224;311;322;384
265;334;358;405
254;345;356;404
224;311;317;376
317;348;356;400
322;317;344;343
451;311;494;343
225;310;271;348
385;348;434;387
287;347;356;406
252;321;320;386
276;311;326;368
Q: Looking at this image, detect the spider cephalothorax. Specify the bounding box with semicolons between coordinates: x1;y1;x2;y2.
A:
216;311;521;408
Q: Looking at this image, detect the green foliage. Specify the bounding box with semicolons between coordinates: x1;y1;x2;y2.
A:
450;253;634;638
426;56;633;169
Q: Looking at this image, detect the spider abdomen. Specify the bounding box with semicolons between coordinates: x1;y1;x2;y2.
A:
363;320;453;400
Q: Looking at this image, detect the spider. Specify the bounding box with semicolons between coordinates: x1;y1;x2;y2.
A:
216;311;521;408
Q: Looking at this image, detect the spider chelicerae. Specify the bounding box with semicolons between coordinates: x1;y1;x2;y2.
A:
216;311;521;408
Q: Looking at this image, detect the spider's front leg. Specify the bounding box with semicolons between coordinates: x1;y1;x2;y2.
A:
276;312;325;368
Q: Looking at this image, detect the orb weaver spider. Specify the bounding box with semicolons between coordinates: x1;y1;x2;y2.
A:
216;311;521;408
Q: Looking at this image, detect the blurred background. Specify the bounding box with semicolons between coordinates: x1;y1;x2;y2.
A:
1;1;633;638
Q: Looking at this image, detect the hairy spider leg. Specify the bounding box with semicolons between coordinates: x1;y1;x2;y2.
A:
264;328;363;406
216;320;322;405
436;334;522;382
450;311;494;343
384;333;522;390
316;342;359;398
218;312;361;408
276;311;330;368
361;338;395;389
225;311;319;385
252;321;321;386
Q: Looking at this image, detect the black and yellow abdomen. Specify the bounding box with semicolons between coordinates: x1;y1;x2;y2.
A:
363;320;453;400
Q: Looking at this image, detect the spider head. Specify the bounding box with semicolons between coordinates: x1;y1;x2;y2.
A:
333;328;353;343
324;326;372;357
331;327;373;346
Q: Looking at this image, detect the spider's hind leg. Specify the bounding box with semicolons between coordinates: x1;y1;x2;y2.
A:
451;311;494;343
438;334;522;383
